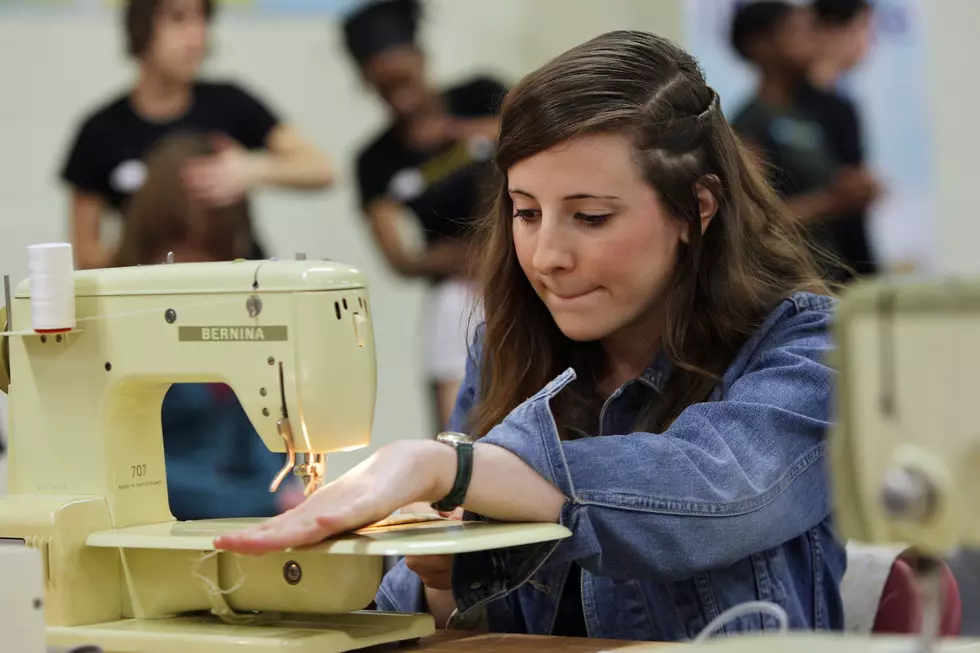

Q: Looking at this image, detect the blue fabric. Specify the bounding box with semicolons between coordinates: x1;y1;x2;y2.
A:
161;383;291;521
376;292;847;641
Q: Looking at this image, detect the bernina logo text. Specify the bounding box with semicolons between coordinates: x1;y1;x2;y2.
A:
178;326;288;342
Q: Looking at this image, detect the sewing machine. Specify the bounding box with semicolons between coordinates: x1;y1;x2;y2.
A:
610;277;980;652
0;258;570;653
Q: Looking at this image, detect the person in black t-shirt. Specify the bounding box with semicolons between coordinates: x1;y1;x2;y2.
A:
729;1;880;281
60;0;334;270
809;0;880;277
341;0;508;429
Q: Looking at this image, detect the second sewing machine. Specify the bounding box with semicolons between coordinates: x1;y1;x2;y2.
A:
0;254;570;653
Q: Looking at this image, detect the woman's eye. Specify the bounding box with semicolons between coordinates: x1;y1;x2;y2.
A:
576;213;612;228
513;209;540;222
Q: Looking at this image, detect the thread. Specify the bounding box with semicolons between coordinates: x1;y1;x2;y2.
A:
192;549;269;625
193;549;246;596
27;243;75;333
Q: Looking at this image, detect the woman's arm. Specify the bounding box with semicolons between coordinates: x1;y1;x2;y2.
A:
462;303;836;582
216;303;834;584
182;126;333;208
365;199;475;278
248;123;334;190
375;558;459;628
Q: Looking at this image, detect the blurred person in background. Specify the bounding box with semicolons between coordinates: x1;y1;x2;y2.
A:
341;0;508;429
114;132;304;520
730;1;880;282
809;0;879;277
61;0;334;270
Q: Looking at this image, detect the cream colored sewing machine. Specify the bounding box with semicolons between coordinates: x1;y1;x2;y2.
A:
0;258;570;653
611;278;980;651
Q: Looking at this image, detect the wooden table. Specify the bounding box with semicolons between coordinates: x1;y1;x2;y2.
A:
368;630;670;653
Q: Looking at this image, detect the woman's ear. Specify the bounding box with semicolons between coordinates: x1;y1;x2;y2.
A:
680;177;719;244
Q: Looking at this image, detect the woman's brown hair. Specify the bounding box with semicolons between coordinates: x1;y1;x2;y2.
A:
113;132;252;268
469;30;832;439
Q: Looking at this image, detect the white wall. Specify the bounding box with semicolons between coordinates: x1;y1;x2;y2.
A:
922;0;980;276
0;0;681;490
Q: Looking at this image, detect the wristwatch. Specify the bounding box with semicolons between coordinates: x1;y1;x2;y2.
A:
431;431;475;513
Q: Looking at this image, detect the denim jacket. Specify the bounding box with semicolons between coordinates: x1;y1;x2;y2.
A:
377;292;847;641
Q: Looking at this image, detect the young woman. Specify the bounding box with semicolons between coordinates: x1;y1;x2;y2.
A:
116;133;304;520
341;0;508;429
216;31;845;641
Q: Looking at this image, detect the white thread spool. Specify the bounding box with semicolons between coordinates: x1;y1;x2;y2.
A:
27;243;76;333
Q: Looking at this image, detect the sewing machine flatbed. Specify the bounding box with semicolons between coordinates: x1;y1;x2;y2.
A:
84;516;570;555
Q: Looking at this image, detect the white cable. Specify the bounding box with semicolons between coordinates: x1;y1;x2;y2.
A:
691;600;790;644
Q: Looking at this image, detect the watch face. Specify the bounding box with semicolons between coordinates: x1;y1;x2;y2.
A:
437;431;472;445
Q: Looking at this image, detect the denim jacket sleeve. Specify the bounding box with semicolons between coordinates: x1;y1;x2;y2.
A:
450;301;836;615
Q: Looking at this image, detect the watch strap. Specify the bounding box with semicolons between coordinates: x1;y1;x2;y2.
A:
431;440;474;513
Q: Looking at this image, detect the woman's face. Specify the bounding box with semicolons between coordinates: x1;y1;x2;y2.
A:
146;0;209;84
361;46;429;124
509;132;686;344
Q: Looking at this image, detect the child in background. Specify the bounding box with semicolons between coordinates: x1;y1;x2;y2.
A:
730;1;880;281
115;132;304;520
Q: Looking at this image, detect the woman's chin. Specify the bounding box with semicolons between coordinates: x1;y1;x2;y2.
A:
552;316;611;343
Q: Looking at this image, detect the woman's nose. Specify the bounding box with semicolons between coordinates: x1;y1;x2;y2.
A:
531;219;574;275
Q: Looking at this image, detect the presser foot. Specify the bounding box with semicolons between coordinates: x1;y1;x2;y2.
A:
296;453;326;497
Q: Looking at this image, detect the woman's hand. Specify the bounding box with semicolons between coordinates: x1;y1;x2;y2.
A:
404;508;463;591
182;134;260;208
406;554;454;590
214;440;454;554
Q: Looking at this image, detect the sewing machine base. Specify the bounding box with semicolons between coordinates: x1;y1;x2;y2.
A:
46;610;434;653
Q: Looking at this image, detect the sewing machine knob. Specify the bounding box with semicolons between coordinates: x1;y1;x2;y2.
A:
881;465;936;522
283;560;303;585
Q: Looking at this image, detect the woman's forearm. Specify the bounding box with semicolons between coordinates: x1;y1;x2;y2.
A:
424;587;458;628
251;124;334;190
422;441;565;524
249;150;333;189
